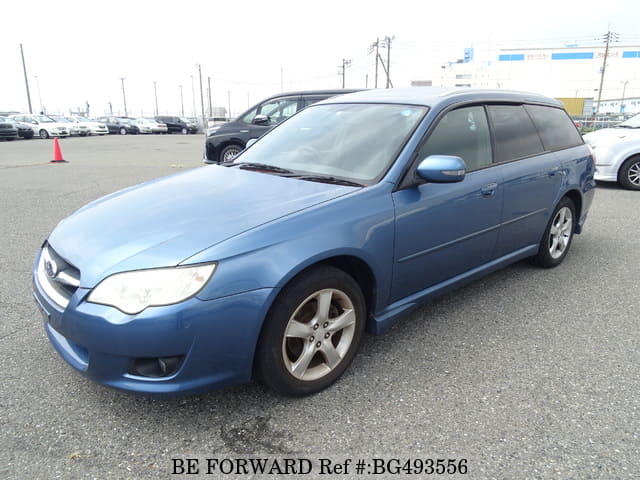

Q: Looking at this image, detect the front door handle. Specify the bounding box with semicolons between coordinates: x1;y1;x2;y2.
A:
481;182;498;196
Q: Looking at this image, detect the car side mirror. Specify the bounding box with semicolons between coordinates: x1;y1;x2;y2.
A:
416;155;466;183
253;114;270;126
246;138;258;148
32;120;38;124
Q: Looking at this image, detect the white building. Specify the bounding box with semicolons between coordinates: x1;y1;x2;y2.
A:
436;44;640;113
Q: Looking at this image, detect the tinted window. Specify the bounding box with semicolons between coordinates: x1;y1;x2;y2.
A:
488;105;545;162
416;106;492;171
525;105;583;151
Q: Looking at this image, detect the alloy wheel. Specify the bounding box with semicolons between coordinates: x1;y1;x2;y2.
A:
282;288;356;381
548;206;573;259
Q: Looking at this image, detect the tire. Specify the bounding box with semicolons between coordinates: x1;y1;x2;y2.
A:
39;129;49;139
119;127;127;135
219;144;243;163
24;133;34;139
255;266;366;396
181;127;188;135
531;197;576;268
618;155;640;191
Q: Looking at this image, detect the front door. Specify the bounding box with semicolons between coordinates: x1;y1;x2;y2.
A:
390;105;502;303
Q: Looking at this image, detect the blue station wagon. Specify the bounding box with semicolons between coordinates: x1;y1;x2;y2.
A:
33;88;596;396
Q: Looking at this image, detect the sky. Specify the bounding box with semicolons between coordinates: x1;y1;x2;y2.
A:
2;0;639;118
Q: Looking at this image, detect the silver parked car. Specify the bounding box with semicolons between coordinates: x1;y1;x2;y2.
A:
583;113;640;190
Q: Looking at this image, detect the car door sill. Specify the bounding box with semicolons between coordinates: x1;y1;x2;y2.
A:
369;244;539;335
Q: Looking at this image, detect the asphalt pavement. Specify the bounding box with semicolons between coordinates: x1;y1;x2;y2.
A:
0;135;638;479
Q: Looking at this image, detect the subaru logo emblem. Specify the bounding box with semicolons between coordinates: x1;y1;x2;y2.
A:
45;259;58;278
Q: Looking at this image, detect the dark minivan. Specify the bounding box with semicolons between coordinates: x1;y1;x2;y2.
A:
155;116;197;135
203;89;361;163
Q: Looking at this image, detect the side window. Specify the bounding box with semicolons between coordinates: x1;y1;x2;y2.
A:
257;98;299;125
301;96;329;109
487;105;545;162
525;105;583;151
416;106;492;172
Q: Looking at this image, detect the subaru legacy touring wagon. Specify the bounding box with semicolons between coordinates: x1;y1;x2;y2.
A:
33;88;595;396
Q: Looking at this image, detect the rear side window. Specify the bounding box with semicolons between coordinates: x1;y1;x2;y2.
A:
525;105;583;151
488;105;545;163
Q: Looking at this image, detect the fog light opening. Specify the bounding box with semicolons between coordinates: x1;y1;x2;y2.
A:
129;355;184;378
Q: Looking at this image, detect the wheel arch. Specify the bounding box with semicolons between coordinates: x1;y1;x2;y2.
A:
561;189;583;233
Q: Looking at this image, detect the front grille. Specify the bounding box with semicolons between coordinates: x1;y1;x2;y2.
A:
37;244;80;309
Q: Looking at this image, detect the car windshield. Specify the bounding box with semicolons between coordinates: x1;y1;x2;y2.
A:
75;117;89;122
231;103;426;184
615;113;640;128
35;115;55;123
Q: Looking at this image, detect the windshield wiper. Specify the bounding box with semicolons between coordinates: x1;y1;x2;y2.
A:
296;175;364;187
225;162;294;174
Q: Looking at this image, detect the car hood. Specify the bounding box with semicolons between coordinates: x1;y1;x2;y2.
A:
48;165;355;287
583;127;640;145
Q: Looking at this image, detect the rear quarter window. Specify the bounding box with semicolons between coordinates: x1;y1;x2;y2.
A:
525;105;583;151
487;105;545;163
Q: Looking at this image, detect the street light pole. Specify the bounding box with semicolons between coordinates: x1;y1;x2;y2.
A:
34;75;43;113
153;81;159;116
179;84;184;117
20;44;33;114
120;77;128;116
621;80;629;113
190;75;196;117
197;64;206;128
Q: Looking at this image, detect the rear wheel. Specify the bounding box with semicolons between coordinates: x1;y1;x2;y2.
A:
531;197;575;268
618;155;640;190
255;266;366;396
119;127;127;135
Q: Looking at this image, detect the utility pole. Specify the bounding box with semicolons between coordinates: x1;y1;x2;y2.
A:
227;91;231;120
120;77;128;116
368;39;380;88
207;76;213;117
20;44;33;113
340;58;352;88
197;64;206;128
595;30;618;116
179;85;185;117
153;81;159;116
382;35;395;88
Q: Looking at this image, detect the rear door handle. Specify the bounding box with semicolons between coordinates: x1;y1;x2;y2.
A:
481;182;498;196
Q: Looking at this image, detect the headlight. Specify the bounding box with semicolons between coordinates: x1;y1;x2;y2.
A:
87;263;216;314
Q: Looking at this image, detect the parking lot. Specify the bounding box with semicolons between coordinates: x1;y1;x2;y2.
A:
1;135;639;479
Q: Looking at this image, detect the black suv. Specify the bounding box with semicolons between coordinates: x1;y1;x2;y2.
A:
156;116;198;134
96;117;140;135
203;89;361;163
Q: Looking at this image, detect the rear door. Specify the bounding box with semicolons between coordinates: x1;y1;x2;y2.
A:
390;105;502;302
487;104;563;256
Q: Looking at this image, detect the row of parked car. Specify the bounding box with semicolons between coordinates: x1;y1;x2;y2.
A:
0;114;201;140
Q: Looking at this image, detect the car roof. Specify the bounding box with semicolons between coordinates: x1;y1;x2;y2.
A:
319;87;562;109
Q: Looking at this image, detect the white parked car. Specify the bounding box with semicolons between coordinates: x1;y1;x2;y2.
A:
53;116;91;137
136;117;168;134
583;113;640;190
134;118;153;134
9;114;70;139
73;117;109;135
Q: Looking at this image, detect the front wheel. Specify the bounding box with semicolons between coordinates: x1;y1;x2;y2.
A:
531;197;576;268
39;129;49;139
119;127;127;135
219;144;243;163
181;127;188;135
255;266;366;396
618;155;640;190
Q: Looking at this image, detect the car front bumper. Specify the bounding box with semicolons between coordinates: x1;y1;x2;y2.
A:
33;252;273;396
594;164;618;182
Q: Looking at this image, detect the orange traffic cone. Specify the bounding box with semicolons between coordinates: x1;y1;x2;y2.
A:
51;138;67;163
